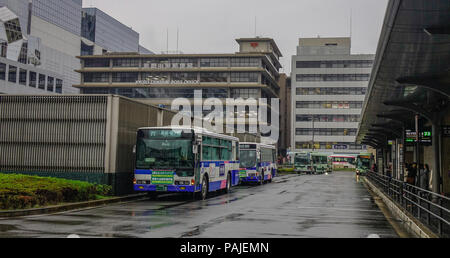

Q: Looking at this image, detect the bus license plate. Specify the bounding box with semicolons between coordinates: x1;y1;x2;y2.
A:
156;185;167;192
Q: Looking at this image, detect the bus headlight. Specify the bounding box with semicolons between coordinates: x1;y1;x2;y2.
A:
191;179;195;186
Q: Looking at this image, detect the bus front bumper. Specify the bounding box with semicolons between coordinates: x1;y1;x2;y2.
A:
240;176;262;183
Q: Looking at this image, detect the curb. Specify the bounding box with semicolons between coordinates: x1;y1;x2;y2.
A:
362;177;438;238
0;193;148;218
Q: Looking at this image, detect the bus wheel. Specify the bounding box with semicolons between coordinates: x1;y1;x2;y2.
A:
225;173;232;194
199;175;209;200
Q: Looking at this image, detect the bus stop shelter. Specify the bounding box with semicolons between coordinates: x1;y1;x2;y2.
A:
357;0;450;195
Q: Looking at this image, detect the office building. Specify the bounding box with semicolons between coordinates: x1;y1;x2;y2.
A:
291;37;374;154
76;37;282;139
81;8;153;55
0;1;153;95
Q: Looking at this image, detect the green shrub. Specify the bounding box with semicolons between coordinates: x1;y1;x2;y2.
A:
0;173;113;210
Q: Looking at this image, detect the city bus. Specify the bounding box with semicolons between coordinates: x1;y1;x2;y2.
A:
239;143;277;184
294;152;313;174
133;127;240;200
356;153;374;175
330;155;356;171
310;152;331;174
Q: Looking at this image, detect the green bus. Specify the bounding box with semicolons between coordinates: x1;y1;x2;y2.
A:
293;152;313;174
310;153;331;174
356;153;374;176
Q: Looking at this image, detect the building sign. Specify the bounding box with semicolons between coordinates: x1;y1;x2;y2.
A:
250;42;259;48
333;144;348;150
136;79;199;85
443;126;450;137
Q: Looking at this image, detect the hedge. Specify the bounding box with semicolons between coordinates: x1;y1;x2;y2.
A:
0;173;112;210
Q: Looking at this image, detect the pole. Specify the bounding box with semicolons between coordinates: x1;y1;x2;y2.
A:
312;115;315;151
415;114;420;186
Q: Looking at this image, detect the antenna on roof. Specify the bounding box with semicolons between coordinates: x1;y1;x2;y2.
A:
350;8;353;38
254;16;257;37
166;28;169;54
177;27;179;53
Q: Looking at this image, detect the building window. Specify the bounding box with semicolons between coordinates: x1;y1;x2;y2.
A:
56;79;63;93
0;41;7;57
296;60;373;69
47;76;54;92
112;72;138;83
231;57;260;67
295;128;357;136
19;69;27;85
84;72;109;83
296;87;367;95
231;88;259;99
200;58;229;67
112;58;139;67
84;58;110;67
4;18;23;43
38;74;45;89
296;101;363;109
200;72;228;83
230;72;259;83
296;74;370;82
8;65;17;83
29;71;36;87
171;72;198;82
0;63;6;80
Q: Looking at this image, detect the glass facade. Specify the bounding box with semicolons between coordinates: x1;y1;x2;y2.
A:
32;0;82;36
82;8;139;52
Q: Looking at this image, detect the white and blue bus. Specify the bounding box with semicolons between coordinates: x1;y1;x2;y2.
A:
133;127;240;200
239;143;277;184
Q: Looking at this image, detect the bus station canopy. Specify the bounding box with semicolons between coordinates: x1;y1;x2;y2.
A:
357;0;450;146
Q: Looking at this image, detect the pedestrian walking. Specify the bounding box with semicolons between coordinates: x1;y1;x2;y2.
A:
406;163;417;185
419;164;430;190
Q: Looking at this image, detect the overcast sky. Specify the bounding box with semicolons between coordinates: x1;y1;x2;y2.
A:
83;0;388;73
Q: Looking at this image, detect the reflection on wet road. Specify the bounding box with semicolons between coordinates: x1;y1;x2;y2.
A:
0;172;400;238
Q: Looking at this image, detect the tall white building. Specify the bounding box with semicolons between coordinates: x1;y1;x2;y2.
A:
291;37;374;154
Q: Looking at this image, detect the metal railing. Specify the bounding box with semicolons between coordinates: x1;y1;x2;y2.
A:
366;171;450;237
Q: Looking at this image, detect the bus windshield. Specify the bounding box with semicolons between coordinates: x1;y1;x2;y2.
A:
295;155;310;165
240;150;257;168
136;130;194;170
312;155;327;164
357;157;371;169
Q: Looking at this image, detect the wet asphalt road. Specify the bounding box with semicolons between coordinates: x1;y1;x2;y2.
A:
0;172;400;238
